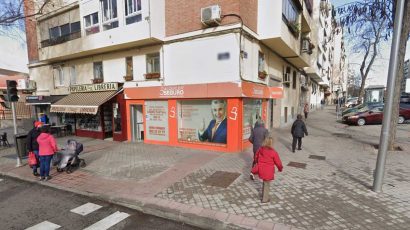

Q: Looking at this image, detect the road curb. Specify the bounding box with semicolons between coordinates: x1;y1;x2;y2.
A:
0;171;293;230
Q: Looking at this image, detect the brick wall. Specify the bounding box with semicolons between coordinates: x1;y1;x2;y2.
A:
165;0;257;37
24;0;39;63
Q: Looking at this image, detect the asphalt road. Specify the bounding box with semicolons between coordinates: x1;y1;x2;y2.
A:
0;176;201;230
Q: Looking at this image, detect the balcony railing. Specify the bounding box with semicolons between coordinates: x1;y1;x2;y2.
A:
40;31;81;48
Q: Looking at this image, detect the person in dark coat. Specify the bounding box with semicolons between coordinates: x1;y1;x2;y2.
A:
249;119;269;180
291;114;308;153
26;121;43;176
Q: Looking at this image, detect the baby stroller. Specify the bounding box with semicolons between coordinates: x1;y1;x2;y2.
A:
53;139;85;174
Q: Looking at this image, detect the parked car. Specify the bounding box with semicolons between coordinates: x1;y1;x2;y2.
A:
345;104;410;126
342;102;383;117
344;97;359;108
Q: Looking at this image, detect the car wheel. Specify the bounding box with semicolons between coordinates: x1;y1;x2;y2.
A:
357;118;366;126
398;116;405;124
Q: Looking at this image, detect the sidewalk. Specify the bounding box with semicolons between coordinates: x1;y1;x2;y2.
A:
1;107;410;230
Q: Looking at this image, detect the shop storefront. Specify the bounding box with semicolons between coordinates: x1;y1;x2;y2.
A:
26;95;67;124
124;81;283;152
50;82;127;141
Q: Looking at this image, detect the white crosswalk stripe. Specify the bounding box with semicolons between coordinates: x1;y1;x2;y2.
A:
83;211;130;230
25;221;61;230
70;203;102;216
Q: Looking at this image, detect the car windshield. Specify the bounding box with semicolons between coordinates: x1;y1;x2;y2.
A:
357;106;369;112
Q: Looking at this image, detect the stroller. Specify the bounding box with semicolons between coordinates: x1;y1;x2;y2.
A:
53;139;85;174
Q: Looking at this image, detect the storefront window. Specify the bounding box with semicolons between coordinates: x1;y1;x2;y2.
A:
77;114;101;131
178;99;227;144
113;103;121;133
243;99;262;140
145;101;168;141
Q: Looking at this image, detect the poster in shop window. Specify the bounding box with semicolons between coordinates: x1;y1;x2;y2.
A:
243;99;262;140
178;99;227;144
145;101;169;141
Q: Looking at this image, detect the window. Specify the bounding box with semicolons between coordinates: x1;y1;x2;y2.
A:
125;0;142;24
126;57;133;77
60;24;70;36
53;66;64;87
49;26;60;39
258;52;265;73
93;62;103;80
84;12;100;35
70;21;81;33
282;0;298;23
146;53;160;73
70;66;76;85
101;0;119;30
292;71;297;89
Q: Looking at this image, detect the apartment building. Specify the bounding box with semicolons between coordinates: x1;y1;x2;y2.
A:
24;0;317;152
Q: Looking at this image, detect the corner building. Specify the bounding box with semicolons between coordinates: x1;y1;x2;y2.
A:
25;0;318;152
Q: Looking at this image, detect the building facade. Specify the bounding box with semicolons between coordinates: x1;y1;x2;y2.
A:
24;0;323;152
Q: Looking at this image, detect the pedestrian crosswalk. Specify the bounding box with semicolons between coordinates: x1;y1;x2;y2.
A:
25;202;130;230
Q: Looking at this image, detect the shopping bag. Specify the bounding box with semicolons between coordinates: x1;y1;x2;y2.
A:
28;151;37;167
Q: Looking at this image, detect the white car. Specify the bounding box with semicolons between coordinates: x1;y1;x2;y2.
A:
345;97;358;108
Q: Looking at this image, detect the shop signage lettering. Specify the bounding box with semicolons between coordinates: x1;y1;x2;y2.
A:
27;96;43;100
159;86;184;97
69;83;118;93
252;88;264;96
50;106;98;114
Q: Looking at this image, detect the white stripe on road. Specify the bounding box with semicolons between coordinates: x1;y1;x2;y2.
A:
0;178;3;182
25;221;61;230
83;211;130;230
70;202;102;216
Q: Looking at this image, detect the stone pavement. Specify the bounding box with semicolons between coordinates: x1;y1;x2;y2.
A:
1;106;410;229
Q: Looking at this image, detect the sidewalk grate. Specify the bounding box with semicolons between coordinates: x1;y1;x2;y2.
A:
332;133;352;138
202;171;241;188
309;155;326;160
287;162;306;169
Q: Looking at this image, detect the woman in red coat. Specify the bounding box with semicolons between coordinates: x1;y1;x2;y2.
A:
251;135;283;203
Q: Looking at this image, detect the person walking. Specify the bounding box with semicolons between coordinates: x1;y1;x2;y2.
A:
320;99;325;110
251;135;283;203
291;114;308;153
303;103;309;119
249;119;269;180
26;121;42;177
37;126;58;181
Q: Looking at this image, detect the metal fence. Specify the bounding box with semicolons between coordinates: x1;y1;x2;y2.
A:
0;102;32;120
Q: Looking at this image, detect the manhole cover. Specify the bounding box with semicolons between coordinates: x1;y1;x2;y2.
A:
203;171;241;188
309;155;326;160
287;162;306;169
332;133;352;138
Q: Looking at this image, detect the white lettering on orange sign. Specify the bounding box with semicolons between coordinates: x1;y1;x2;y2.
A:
159;86;184;97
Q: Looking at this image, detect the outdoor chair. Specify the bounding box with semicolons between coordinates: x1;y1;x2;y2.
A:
0;132;11;147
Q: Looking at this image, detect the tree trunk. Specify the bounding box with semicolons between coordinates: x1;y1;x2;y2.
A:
358;75;367;104
387;0;410;150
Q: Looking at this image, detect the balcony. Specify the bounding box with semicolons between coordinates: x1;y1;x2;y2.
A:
41;31;81;48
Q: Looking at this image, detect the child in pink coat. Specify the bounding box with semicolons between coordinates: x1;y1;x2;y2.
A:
251;135;283;203
37;126;58;181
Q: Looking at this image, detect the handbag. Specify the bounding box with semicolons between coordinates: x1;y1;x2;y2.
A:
28;151;37;167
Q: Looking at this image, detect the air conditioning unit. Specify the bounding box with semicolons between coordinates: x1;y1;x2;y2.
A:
201;5;221;26
283;73;291;83
27;80;37;90
17;79;27;89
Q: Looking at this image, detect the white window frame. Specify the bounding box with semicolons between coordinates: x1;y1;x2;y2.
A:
124;0;142;24
70;66;77;85
94;62;104;80
101;0;118;28
84;12;99;35
53;66;64;87
146;53;160;73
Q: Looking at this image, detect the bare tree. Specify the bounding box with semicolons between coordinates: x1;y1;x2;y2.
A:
338;0;391;104
337;0;410;150
0;0;51;40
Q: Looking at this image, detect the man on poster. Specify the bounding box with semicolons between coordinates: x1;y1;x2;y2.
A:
198;99;227;144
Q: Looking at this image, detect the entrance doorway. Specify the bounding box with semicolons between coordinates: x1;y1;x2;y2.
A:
130;104;144;142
